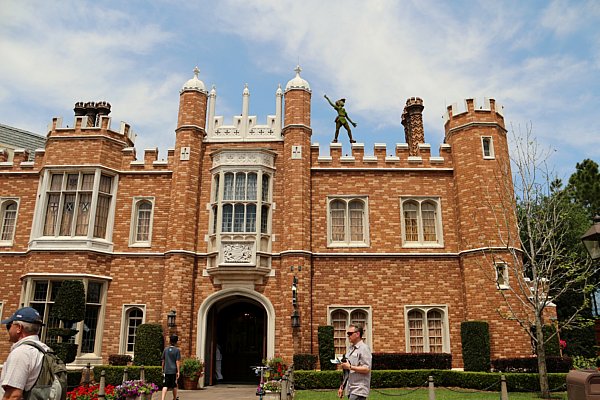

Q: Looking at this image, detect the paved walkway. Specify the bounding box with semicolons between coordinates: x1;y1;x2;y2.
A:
152;385;260;400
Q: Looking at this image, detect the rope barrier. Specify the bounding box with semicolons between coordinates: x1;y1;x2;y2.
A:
371;381;429;397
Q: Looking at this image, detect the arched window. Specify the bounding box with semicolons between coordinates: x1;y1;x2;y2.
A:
125;307;144;353
406;306;449;353
0;199;18;243
329;307;372;356
129;198;154;246
401;198;443;246
328;197;369;246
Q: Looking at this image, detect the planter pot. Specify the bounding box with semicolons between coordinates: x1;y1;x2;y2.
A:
182;376;198;390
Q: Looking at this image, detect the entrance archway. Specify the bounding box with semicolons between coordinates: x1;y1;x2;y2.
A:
197;288;276;386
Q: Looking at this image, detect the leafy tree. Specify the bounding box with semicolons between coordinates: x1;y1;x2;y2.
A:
479;125;595;398
567;158;600;218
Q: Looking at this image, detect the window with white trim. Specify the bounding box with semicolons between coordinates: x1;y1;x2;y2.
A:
22;276;108;357
482;136;495;159
0;198;19;245
129;198;154;246
495;262;509;289
120;305;146;355
400;198;443;247
328;306;371;357
327;197;369;246
405;306;449;353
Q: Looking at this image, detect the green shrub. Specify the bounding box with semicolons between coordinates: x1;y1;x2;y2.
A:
543;324;560;356
53;342;79;364
293;353;317;370
52;280;86;325
372;353;451;370
317;325;335;371
108;354;133;366
461;321;490;371
492;356;572;373
294;370;567;392
133;324;164;366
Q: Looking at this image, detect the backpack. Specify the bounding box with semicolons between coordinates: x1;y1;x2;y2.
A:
21;341;68;400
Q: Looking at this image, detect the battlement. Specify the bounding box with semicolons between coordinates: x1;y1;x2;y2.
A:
206;84;283;142
405;96;424;107
310;142;453;169
443;98;505;134
48;101;137;145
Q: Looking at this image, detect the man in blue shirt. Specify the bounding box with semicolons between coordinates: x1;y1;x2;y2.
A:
161;335;181;400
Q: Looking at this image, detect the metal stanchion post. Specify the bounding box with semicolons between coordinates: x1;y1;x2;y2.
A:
500;374;508;400
428;375;435;400
98;370;106;399
122;367;128;382
140;366;145;382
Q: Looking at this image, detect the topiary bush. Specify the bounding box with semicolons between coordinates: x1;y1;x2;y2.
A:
52;280;86;325
461;321;490;371
293;353;317;370
318;325;335;371
133;324;164;366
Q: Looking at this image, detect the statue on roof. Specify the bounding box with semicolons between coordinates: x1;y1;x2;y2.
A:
324;94;357;143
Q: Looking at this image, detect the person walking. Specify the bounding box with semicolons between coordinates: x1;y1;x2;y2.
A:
0;307;47;400
338;324;371;400
161;335;181;400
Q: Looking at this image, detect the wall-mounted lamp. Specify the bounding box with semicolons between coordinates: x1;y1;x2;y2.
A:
292;276;298;307
291;310;300;328
167;310;177;328
582;215;600;261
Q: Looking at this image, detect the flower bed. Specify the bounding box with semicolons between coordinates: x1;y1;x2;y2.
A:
67;384;116;400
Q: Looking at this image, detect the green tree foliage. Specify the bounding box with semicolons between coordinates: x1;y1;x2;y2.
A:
133;323;164;366
317;325;335;371
460;321;490;372
567;159;600;217
52;280;86;325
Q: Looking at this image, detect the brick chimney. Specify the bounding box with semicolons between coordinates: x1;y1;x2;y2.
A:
84;101;98;127
401;97;425;156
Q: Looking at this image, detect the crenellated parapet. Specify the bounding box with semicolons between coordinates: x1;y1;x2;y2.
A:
206;84;283;142
310;142;453;169
443;97;505;140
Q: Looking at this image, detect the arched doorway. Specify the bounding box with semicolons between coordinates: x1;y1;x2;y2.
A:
204;296;267;384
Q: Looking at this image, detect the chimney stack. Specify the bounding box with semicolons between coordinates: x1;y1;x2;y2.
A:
84;101;98;127
401;97;425;156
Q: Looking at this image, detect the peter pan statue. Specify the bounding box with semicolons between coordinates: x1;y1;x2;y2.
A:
324;94;357;143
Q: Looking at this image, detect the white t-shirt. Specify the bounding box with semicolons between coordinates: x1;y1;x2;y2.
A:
0;335;47;397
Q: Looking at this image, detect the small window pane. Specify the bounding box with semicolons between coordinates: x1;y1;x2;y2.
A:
75;193;92;236
404;202;418;242
81;305;99;353
261;205;269;234
408;310;424;352
332;310;348;356
261;175;270;202
222;204;233;232
99;175;113;194
427;310;443;353
59;194;76;236
93;195;110;238
136;201;152;242
126;308;144;353
421;202;437;242
235;173;246;200
44;194;60;236
213;175;220;202
50;174;63;191
223;173;234;200
33;281;49;301
349;201;364;242
247;173;257;201
66;174;79;191
233;204;245;232
246;204;256;232
50;281;62;301
87;282;102;303
330;201;346;242
212;205;218;234
81;174;94;190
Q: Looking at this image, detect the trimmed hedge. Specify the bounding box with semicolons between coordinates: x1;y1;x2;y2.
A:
133;324;164;366
109;354;133;366
293;353;317;370
461;321;490;372
318;326;335;371
294;370;567;392
371;353;452;370
492;356;572;373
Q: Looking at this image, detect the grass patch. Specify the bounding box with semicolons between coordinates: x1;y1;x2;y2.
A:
296;388;568;399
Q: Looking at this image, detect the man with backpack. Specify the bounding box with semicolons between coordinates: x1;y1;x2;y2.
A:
0;306;65;400
1;306;47;399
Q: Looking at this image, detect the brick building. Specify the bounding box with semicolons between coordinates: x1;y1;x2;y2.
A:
0;66;532;381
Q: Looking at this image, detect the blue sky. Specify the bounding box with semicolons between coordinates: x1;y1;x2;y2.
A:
0;0;598;179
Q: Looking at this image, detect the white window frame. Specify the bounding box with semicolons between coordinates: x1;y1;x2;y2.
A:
404;305;450;353
400;197;444;248
327;196;370;247
327;306;372;357
0;302;4;322
0;197;19;246
19;273;111;364
481;136;495;159
119;304;146;355
495;262;510;289
129;197;155;247
29;169;118;252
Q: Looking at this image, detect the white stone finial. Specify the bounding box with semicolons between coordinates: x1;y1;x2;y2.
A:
193;66;200;78
181;66;206;93
276;83;283;96
285;65;311;91
243;83;250;96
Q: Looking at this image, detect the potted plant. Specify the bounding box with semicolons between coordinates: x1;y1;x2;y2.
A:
181;357;204;390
